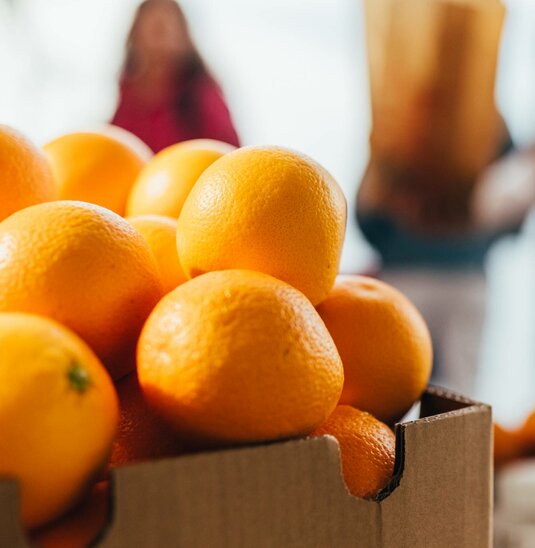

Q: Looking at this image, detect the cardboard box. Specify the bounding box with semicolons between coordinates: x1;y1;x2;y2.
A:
0;387;491;547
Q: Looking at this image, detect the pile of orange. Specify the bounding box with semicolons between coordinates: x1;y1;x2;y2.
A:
0;124;433;543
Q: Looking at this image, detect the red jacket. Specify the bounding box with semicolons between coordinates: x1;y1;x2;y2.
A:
112;74;240;152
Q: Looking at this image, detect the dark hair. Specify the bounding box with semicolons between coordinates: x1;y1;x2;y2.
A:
121;0;209;130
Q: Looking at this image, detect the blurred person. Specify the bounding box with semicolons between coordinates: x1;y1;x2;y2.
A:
112;0;239;152
356;126;535;268
355;0;527;395
355;133;535;395
356;126;518;269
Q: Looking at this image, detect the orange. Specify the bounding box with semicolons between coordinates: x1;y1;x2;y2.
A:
31;481;110;548
126;139;235;218
128;215;187;294
0;201;163;380
110;372;183;467
43;131;147;215
494;422;523;469
311;405;395;499
516;412;535;456
316;276;432;424
176;146;347;305
98;124;153;161
0;124;56;222
0;313;118;528
137;269;344;444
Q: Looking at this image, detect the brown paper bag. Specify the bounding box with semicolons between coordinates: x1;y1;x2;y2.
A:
364;0;506;187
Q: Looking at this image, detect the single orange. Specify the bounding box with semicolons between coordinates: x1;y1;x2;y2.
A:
137;270;344;445
0;124;56;221
516;412;535;457
97;124;153;161
0;201;163;380
126;139;235;218
110;372;183;467
128;215;187;294
0;313;118;528
176;146;347;305
44;131;146;215
316;276;432;424
31;481;110;548
311;406;396;499
494;422;523;469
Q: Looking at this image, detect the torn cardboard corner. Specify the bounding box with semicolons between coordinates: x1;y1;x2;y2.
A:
0;387;492;548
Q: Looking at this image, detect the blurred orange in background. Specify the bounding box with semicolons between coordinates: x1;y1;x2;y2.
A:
127;215;187;294
44;131;146;216
0;125;55;221
126;139;235;218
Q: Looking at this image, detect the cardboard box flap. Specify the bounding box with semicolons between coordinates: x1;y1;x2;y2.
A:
421;385;483;417
379;387;492;547
378;385;485;500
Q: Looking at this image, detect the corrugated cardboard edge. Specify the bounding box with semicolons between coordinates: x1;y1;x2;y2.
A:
379;386;492;548
377;385;490;500
0;387;492;548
